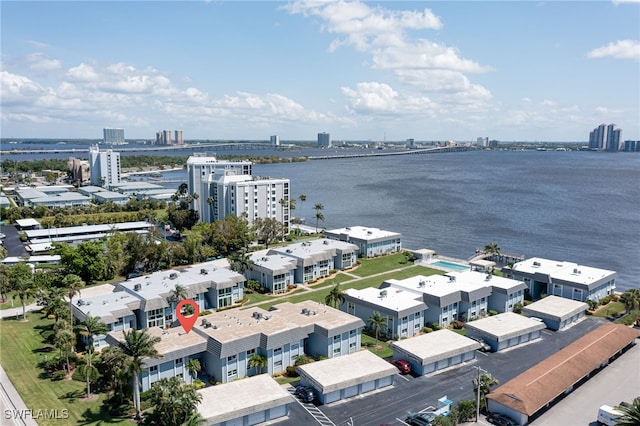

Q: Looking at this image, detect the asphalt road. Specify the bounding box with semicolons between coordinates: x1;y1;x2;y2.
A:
281;317;611;426
1;224;27;257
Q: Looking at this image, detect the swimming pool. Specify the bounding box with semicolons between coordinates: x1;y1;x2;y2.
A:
430;260;470;271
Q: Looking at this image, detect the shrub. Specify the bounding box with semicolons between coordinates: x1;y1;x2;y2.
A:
285;366;299;377
199;310;212;316
423;327;433;333
600;295;612;305
453;321;464;330
489;310;498;316
192;379;206;390
431;322;441;331
513;302;524;314
51;370;66;381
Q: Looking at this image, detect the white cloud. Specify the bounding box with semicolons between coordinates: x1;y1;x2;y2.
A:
26;53;62;72
587;40;640;61
0;71;46;103
285;0;493;120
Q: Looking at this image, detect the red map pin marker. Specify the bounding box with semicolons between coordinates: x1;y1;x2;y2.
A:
176;300;200;333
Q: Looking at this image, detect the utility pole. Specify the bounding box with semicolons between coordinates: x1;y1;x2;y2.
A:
474;366;488;422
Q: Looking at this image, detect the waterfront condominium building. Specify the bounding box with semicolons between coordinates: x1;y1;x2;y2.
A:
589;124;622;151
174;130;183;145
317;132;331;148
207;174;290;231
103;128;125;145
89;145;121;188
270;135;280;146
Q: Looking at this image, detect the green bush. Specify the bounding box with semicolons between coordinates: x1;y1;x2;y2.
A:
423;327;433;333
192;379;206;390
489;310;498;316
600;295;612;305
285;366;299;377
51;370;66;381
431;322;441;331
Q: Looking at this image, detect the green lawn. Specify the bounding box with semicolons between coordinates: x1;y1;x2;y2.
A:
592;301;626;319
351;253;413;277
0;313;130;426
0;291;36;310
361;334;393;359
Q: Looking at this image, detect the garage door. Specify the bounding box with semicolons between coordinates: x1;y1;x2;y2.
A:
268;405;287;420
222;417;244;426
463;351;475;362
520;333;530;343
342;385;358;398
360;380;375;393
423;363;436;374
508;337;519;347
450;354;462;366
436;359;449;370
248;410;266;425
325;391;340;404
378;375;393;387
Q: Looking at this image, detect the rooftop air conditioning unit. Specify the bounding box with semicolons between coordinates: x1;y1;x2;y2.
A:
77;299;85;306
485;274;492;280
533;261;541;267
380;290;388;298
134;284;142;291
169;272;178;280
301;308;309;315
286;249;292;253
323;240;329;245
449;276;456;282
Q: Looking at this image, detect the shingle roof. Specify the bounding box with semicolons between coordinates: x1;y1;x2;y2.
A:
487;323;640;416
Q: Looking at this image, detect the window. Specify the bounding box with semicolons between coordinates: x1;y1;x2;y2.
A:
414;312;420;319
273;347;282;355
149;365;158;373
246;349;255;357
349;342;357;352
350;329;356;336
227;355;237;362
227;369;237;378
147;308;164;328
333;347;341;355
175;357;183;366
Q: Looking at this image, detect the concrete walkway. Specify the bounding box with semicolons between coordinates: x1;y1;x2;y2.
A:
0;362;39;425
0;302;40;319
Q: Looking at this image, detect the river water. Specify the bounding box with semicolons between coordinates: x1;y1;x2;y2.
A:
5;143;639;291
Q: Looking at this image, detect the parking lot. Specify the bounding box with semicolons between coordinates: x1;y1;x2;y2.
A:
280;317;611;426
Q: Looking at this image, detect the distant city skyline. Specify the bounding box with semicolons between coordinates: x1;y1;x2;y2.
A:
1;1;639;141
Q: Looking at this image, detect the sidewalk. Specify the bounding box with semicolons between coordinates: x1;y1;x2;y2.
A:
0;360;39;426
0;302;40;319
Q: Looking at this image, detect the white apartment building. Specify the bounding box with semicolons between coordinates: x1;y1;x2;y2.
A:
187;155;289;231
209;174;290;231
89;145;121;188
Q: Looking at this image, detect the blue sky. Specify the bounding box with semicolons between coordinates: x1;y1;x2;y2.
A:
1;1;639;142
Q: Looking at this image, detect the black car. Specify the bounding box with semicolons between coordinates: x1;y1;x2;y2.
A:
294;385;315;403
486;412;518;426
405;412;436;426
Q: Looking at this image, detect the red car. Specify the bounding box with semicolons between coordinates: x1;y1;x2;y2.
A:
389;359;411;374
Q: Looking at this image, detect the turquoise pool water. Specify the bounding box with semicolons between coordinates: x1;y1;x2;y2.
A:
431;260;470;271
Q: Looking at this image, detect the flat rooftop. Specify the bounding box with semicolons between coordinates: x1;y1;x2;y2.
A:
25;221;153;239
512;257;616;284
75;290;137;323
194;301;364;345
270;239;358;260
447;270;527;292
249;252;297;274
384;275;457;298
522;295;588;319
390;329;480;363
197;374;293;423
343;287;427;313
326;225;401;241
297;350;397;393
108;326;207;364
465;312;546;340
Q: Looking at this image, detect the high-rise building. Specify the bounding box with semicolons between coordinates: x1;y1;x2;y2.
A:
186;155;289;231
207;174;290;231
174;130;184;145
89;145;121;187
623;140;640;152
270;135;280;146
103;128;125;145
476;137;489;147
155;130;175;145
318;132;331;148
589;124;621;151
67;157;90;185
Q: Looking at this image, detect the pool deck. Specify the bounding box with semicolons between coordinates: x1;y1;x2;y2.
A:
426;256;471;272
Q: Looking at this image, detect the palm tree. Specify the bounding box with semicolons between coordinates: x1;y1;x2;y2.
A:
228;249;253;275
473;372;499;412
619;288;640;314
76;315;108;397
325;284;345;308
313;203;324;233
171;284;188;303
147;377;203;426
185;358;201;380
119;329;161;420
77;351;100;398
10;262;35;321
98;346;131;404
0;264;11;303
54;325;75;377
63;274;85;325
483;242;500;258
248;353;268;375
615;398;640;425
368;311;387;346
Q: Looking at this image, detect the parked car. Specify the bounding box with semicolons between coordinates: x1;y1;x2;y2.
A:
405;412;436;426
469;336;492;352
294;385;315;403
126;272;142;280
486;412;518;426
389;359;411;374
